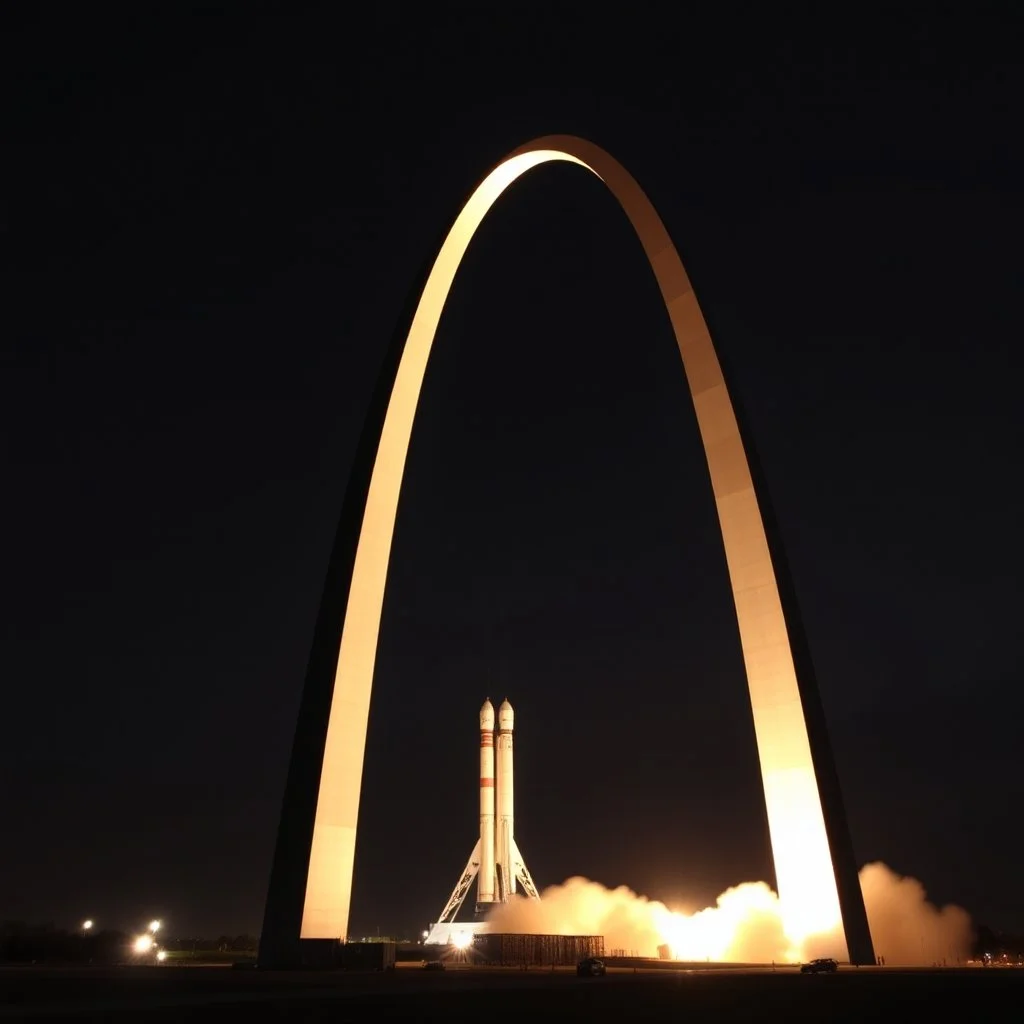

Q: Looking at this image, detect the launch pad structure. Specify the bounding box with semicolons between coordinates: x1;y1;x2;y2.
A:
259;135;876;968
425;699;539;945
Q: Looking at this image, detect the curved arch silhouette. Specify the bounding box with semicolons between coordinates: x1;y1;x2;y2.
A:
259;136;874;967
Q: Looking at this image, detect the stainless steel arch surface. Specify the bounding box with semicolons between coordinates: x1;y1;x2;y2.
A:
259;136;875;966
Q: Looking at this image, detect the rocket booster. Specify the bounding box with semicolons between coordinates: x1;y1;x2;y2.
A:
477;697;516;904
429;697;538;937
477;699;495;905
495;698;515;898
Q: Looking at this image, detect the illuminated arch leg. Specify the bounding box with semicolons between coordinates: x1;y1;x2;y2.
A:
258;136;875;967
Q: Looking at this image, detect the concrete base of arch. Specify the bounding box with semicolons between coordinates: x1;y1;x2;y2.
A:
257;137;875;968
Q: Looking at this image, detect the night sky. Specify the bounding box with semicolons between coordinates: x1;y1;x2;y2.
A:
4;8;1023;940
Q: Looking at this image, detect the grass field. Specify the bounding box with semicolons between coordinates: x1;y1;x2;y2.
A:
1;963;1020;1021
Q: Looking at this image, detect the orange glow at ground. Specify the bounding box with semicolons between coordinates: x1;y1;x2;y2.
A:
656;882;808;962
486;865;972;966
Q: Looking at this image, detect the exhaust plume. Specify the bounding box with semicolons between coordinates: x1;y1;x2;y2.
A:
856;862;972;965
485;862;971;965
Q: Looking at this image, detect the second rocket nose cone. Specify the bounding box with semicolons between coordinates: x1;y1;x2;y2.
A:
498;698;514;731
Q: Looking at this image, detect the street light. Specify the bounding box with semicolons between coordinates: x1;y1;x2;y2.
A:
148;920;161;933
82;920;94;931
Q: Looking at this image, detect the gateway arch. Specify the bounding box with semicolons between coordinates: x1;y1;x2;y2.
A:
259;136;875;967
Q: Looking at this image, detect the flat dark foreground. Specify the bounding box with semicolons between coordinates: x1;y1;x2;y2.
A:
2;965;1021;1022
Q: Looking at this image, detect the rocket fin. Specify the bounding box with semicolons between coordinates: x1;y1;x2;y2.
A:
510;837;540;900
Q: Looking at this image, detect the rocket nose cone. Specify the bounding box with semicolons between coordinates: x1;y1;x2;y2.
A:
498;698;514;730
480;698;495;729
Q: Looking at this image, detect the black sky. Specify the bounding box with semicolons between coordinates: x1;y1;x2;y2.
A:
3;7;1023;939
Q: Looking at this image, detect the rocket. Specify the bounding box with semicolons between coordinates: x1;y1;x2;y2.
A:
477;697;537;909
429;698;539;938
478;699;496;904
494;698;515;901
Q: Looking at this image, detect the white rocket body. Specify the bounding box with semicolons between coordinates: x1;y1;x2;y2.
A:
477;700;496;905
428;698;538;941
495;699;515;898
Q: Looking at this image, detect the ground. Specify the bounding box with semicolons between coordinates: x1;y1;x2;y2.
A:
1;964;1020;1021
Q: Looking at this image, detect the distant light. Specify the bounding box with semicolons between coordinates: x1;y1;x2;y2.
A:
451;932;472;950
148;920;161;933
156;950;167;962
82;920;94;931
134;935;154;954
422;930;429;939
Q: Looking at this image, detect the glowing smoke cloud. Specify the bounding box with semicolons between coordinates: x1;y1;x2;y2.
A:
856;862;972;965
486;863;972;965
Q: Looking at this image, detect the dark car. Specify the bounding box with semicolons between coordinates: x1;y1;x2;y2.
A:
800;958;838;974
423;960;445;971
577;957;607;977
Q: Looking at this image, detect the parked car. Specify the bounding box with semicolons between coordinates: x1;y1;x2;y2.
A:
800;958;838;974
423;960;445;971
577;957;607;977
